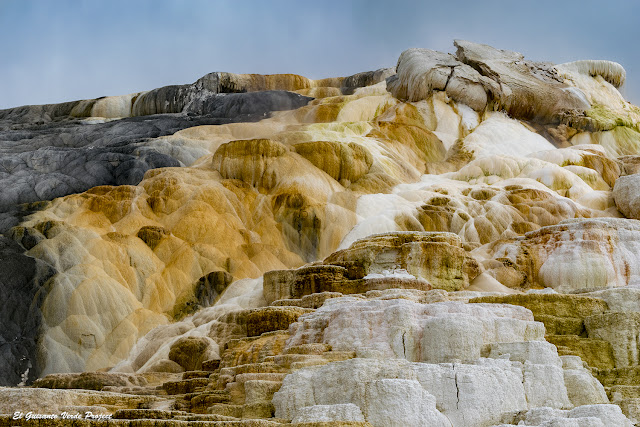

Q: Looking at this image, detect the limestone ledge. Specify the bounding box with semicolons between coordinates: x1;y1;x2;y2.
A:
264;231;478;304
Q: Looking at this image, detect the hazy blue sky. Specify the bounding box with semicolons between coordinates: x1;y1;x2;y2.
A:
1;0;639;109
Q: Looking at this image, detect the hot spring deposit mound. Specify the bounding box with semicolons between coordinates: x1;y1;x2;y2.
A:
2;40;640;426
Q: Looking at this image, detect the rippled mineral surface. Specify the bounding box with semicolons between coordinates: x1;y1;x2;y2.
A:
2;40;640;426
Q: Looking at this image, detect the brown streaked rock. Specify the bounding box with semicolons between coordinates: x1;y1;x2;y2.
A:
32;372;147;391
168;337;213;371
324;232;480;291
246;306;313;337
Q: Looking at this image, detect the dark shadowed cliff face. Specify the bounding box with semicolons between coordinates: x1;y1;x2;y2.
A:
0;236;55;386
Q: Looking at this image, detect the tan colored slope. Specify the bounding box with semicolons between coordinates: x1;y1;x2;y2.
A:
15;86;451;375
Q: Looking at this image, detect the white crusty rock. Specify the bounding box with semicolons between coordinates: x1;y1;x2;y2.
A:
287;384;450;427
272;295;622;425
285;298;544;362
291;403;365;423
510;404;632;426
274;357;576;427
485;341;562;366
613;173;640;219
561;356;609;406
584;286;640;312
362;379;450;427
485;341;572;409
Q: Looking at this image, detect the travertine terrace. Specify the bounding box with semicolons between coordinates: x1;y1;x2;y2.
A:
2;40;640;426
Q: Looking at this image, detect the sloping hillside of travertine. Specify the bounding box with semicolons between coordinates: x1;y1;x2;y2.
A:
2;40;640;426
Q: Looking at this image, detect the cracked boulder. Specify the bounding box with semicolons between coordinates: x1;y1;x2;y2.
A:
388;40;591;123
453;39;591;121
387;47;498;111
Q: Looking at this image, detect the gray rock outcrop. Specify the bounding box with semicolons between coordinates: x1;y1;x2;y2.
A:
388;40;592;122
0;236;55;386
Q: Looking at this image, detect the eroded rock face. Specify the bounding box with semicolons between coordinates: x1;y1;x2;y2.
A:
263;231;476;304
362;379;450;427
274;356;570;427
468;286;640;421
0;236;55;386
263;263;432;305
293;140;373;185
132;73;330;117
168;336;215;371
0;387;162;415
245;306;312;337
585;313;640;369
32;372;147;391
324;232;480;291
387;47;498;111
388;40;591;122
485;218;640;291
285;298;542;362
